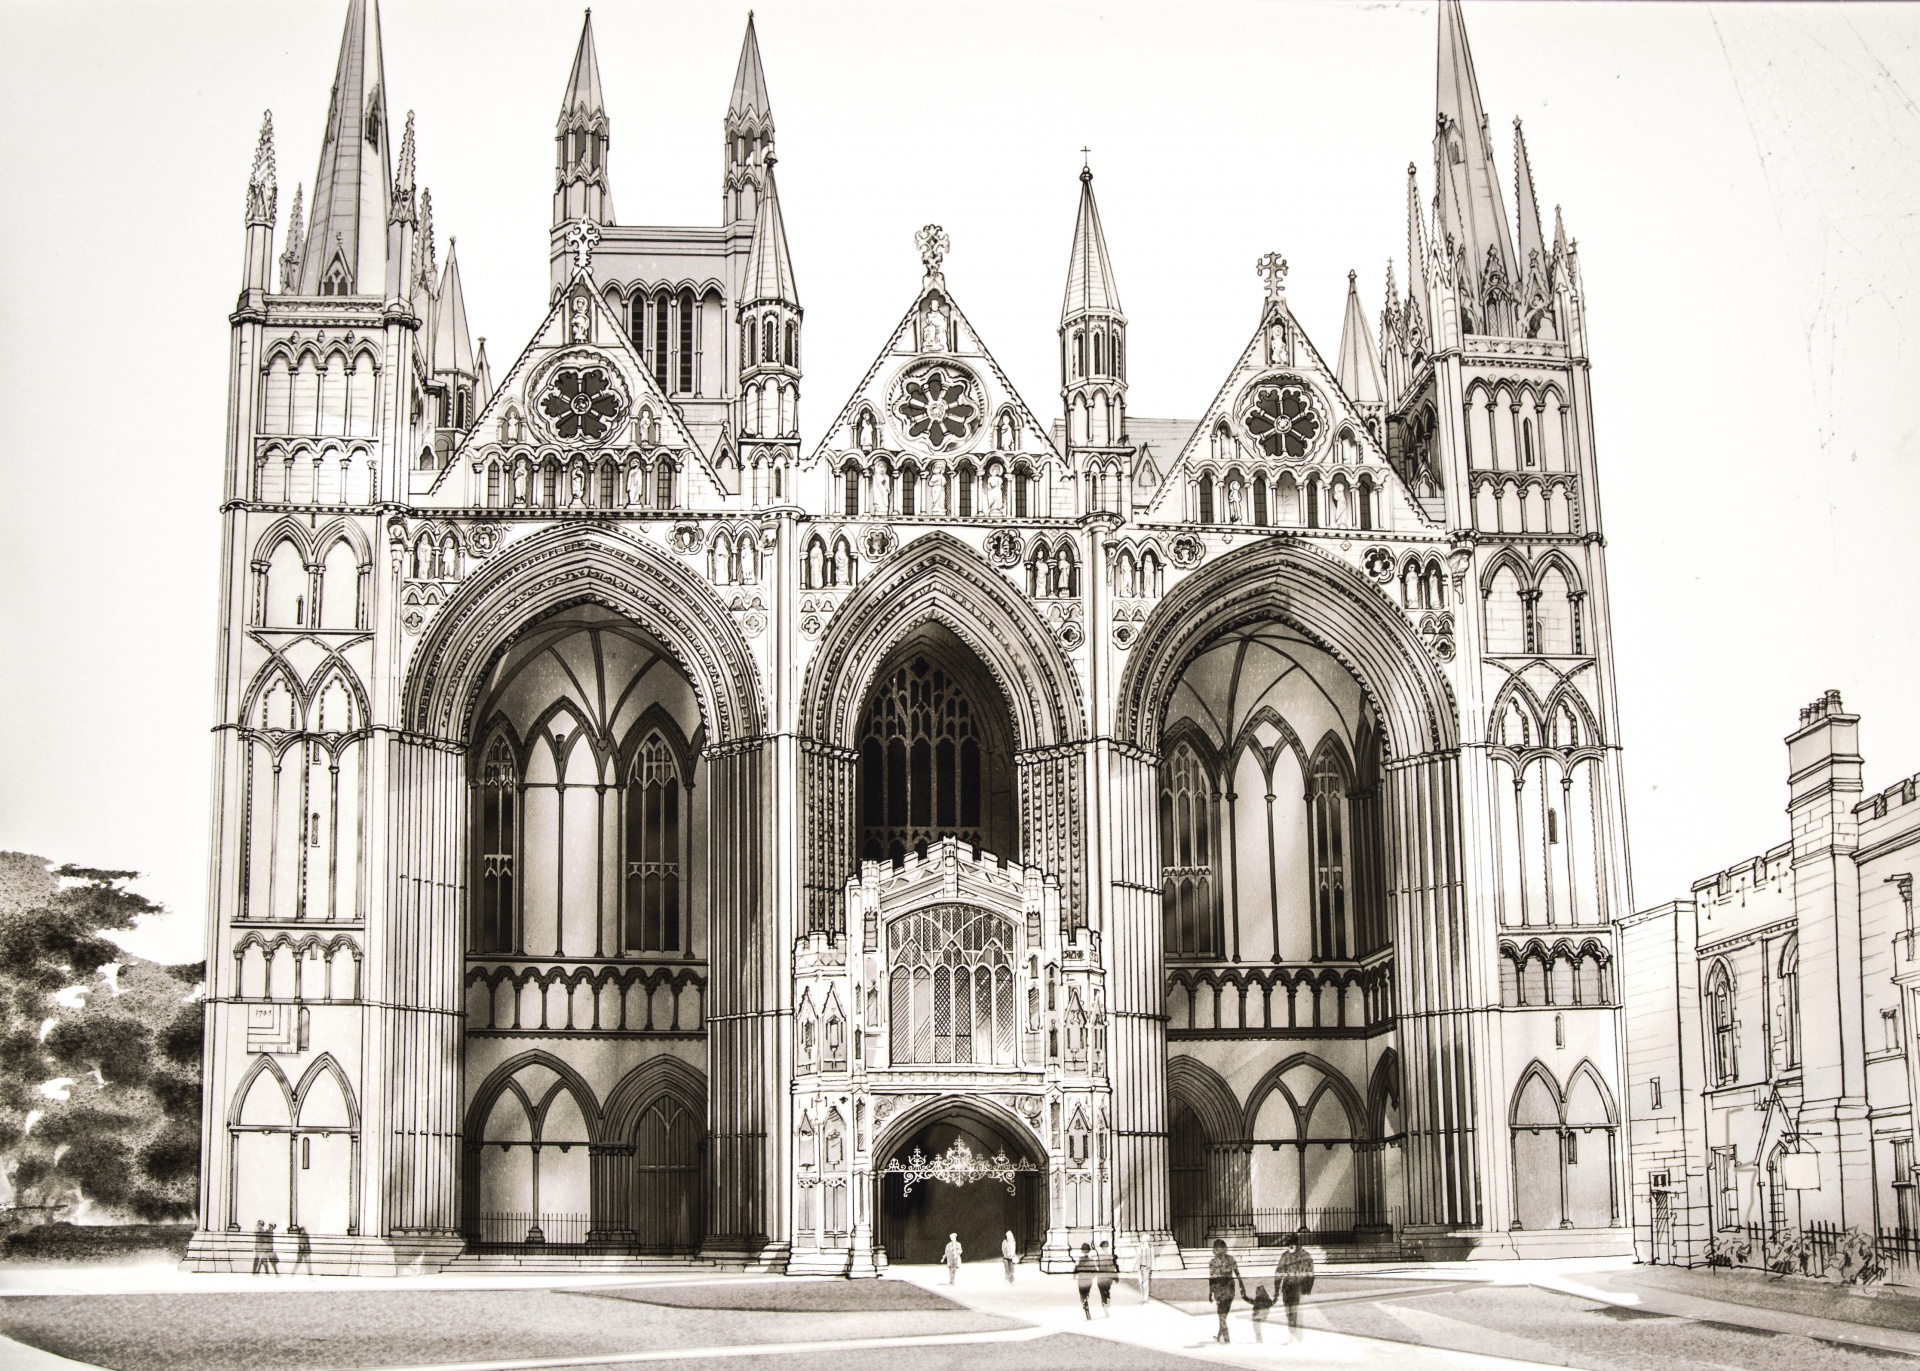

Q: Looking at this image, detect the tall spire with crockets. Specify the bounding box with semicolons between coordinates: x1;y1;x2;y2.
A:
555;10;613;227
1433;0;1517;335
1059;160;1128;456
296;0;392;296
724;13;774;231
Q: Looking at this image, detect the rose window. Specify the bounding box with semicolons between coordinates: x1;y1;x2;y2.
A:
892;363;983;453
538;365;625;443
1243;382;1321;459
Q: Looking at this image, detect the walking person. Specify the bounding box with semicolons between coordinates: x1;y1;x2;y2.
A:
1095;1240;1117;1315
1277;1230;1316;1344
1248;1283;1274;1342
1207;1239;1241;1344
1134;1241;1153;1303
1073;1242;1099;1319
943;1232;964;1285
290;1223;313;1276
263;1222;281;1276
1000;1230;1019;1284
250;1220;270;1275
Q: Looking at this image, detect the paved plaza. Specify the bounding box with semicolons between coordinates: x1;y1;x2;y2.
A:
3;1258;1918;1371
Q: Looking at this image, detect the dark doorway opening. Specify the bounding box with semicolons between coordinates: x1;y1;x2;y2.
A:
878;1107;1044;1265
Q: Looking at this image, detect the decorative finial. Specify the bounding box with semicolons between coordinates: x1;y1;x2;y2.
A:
1080;147;1092;182
1256;252;1289;301
1348;268;1358;286
246;110;277;225
279;183;304;291
566;218;602;276
916;223;950;282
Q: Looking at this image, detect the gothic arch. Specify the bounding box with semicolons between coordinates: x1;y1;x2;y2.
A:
1366;1049;1402;1137
462;1049;604;1142
802;531;1085;749
293;1053;361;1128
599;1055;707;1145
872;1091;1047;1166
1241;1052;1366;1139
1118;538;1456;758
1166;1055;1243;1143
404;523;764;744
1508;1060;1565;1126
228;1054;294;1127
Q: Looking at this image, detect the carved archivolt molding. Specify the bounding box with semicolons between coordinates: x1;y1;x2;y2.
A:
1117;538;1457;758
802;531;1086;749
403;524;765;744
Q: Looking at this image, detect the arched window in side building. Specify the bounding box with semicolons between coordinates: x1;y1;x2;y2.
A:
1707;960;1737;1085
1778;936;1801;1071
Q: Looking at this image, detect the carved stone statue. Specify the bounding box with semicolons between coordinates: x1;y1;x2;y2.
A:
569;294;590;343
512;463;529;506
569;467;586;507
983;468;1006;517
625;463;644;507
922;305;948;353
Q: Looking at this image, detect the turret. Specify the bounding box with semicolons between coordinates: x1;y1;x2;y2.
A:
295;0;392;296
554;10;612;227
1058;162;1128;511
1335;269;1386;440
426;239;477;467
738;157;800;457
724;14;774;232
384;110;417;309
241;111;277;303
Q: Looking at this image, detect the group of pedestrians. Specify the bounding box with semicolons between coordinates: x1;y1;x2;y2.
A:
249;1219;314;1275
1207;1233;1315;1344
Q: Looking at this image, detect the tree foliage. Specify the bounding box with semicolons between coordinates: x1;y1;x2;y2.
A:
0;853;203;1223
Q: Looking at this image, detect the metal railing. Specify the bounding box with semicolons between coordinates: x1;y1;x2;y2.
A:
468;1212;591;1249
1706;1221;1920;1285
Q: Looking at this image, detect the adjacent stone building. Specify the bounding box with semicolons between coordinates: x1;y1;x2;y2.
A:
1625;692;1920;1265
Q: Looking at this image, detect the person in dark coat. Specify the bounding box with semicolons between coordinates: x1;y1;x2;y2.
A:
1277;1231;1316;1343
1248;1283;1274;1342
290;1223;313;1275
1073;1242;1099;1319
1095;1240;1118;1314
1207;1238;1242;1343
251;1220;270;1275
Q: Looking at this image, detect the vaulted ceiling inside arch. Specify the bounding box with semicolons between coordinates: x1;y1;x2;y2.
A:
474;604;700;751
1164;625;1374;761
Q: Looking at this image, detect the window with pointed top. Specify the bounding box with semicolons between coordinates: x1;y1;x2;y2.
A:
886;904;1019;1066
1308;747;1352;961
624;734;684;953
1159;740;1219;959
472;738;518;953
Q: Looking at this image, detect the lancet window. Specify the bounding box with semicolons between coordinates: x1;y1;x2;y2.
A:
857;651;1014;863
1308;746;1352;960
473;737;518;953
886;904;1018;1066
624;734;685;953
1159;740;1220;959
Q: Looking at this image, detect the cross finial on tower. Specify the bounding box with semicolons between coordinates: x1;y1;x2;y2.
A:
566;218;601;276
916;223;950;283
1257;251;1289;301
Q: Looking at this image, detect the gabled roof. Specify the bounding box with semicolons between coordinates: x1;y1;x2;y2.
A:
809;274;1059;468
1139;294;1435;529
430;266;723;502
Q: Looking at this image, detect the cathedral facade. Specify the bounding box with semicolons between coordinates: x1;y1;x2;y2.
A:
192;0;1634;1274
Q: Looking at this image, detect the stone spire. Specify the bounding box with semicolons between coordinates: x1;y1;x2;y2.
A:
724;13;775;229
279;185;304;292
296;0;392;296
1060;161;1123;325
1432;0;1517;333
743;157;799;307
1403;163;1431;357
1336;270;1386;408
434;239;476;381
554;9;613;226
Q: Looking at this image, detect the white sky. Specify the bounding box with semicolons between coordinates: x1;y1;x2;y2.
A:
2;1;1917;965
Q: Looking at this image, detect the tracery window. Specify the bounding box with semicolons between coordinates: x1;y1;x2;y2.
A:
858;654;1011;862
1243;382;1321;459
1159;740;1218;958
624;734;684;952
1308;746;1354;960
473;737;518;953
887;904;1018;1066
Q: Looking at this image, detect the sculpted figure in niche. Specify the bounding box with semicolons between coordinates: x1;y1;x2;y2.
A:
625;462;644;507
1329;483;1348;527
569;467;586;507
983;467;1006;517
569;295;590;343
922;304;949;353
512;462;530;506
1225;479;1243;524
926;463;947;516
